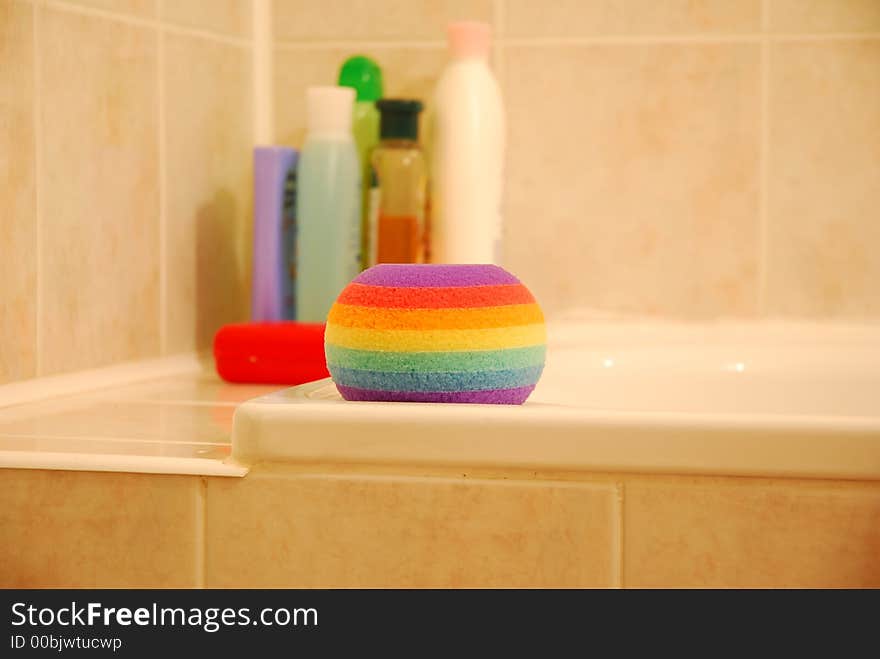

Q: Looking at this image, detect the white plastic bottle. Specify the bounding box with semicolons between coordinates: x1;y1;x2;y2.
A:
431;21;505;264
295;86;361;322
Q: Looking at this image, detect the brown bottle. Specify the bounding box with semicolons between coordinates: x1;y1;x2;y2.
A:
368;99;427;265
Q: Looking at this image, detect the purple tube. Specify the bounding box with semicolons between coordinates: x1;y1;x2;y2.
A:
252;147;298;321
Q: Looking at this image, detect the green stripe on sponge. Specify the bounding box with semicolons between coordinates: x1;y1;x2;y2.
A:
325;344;546;373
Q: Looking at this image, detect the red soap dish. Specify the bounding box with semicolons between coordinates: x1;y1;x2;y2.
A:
213;322;329;385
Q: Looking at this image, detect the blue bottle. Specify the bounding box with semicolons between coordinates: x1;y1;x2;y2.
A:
295;86;362;322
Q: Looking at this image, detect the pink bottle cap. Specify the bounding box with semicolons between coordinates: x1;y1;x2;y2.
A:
447;21;491;58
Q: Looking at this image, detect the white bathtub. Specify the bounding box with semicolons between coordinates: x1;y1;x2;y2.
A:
231;320;880;480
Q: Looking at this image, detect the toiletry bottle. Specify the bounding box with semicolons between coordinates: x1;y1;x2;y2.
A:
370;99;427;264
295;86;361;322
282;164;298;317
338;55;383;269
252;146;298;321
431;21;505;264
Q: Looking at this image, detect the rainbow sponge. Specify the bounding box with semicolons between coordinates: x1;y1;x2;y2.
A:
324;264;546;404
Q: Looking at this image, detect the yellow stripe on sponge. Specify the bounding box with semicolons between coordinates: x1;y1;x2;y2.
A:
327;303;545;331
325;323;547;352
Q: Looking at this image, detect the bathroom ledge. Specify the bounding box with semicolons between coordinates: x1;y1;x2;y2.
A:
0;354;282;477
2;319;878;481
0;450;248;477
233;380;880;482
0;353;207;408
232;320;880;482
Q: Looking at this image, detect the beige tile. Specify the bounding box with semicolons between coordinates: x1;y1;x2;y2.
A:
624;476;880;587
0;468;200;587
272;0;492;41
505;0;761;37
160;0;251;37
64;0;157;18
39;8;159;374
769;0;880;32
0;0;36;384
274;45;445;148
503;44;760;318
766;41;880;318
207;469;618;587
164;35;252;352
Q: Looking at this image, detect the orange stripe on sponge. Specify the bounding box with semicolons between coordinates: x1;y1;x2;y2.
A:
327;303;545;330
335;283;536;309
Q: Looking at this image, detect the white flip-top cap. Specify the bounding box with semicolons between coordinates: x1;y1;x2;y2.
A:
306;86;355;137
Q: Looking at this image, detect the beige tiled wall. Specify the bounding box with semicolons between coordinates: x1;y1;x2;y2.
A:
2;0;878;385
0;0;253;384
766;39;880;317
3;465;878;588
272;0;880;320
1;1;37;383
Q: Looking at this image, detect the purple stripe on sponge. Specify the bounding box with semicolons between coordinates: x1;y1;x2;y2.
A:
352;264;520;288
335;384;536;405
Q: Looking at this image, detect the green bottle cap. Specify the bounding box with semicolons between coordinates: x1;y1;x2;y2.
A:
376;99;423;141
338;55;383;102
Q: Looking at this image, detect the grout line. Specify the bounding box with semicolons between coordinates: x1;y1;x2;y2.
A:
274;39;446;49
0;432;230;447
157;26;167;355
501;34;762;45
44;0;156;28
493;0;507;266
757;0;770;314
613;481;624;589
195;477;207;588
32;0;43;376
771;32;880;41
43;0;251;48
272;32;880;50
162;23;251;49
499;33;880;46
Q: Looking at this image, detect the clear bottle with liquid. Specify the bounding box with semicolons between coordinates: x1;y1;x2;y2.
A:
295;86;361;321
338;55;383;270
369;99;427;265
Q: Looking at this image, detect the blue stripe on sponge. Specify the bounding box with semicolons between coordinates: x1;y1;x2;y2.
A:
330;365;544;393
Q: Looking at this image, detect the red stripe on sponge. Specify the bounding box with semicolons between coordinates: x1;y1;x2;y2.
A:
335;283;536;309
